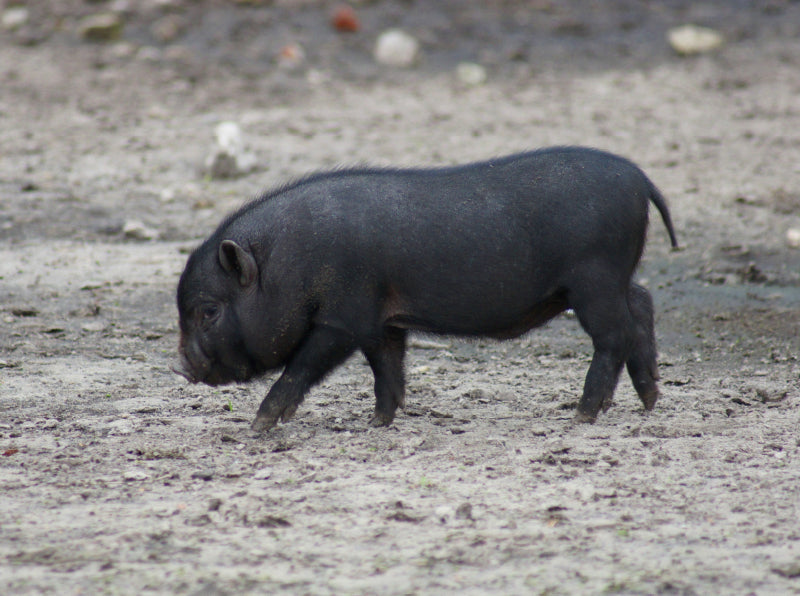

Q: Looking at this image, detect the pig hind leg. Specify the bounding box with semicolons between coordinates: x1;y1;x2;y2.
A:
362;327;407;427
568;278;635;422
251;325;356;432
625;283;660;411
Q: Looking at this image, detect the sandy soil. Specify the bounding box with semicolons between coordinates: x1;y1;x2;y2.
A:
1;1;800;594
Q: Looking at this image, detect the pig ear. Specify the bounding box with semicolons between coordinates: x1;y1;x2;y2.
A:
219;240;258;288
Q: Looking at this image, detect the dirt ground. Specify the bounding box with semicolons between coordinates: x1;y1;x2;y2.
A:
2;1;800;594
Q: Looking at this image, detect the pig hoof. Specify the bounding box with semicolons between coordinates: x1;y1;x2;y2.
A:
641;389;659;411
574;410;597;424
368;412;395;427
251;414;278;433
280;404;299;423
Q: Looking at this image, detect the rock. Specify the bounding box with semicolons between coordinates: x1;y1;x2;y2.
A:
331;6;360;33
191;469;215;481
278;43;305;70
2;7;29;31
123;469;149;481
668;24;725;56
374;29;419;68
786;228;800;248
122;219;158;240
81;321;107;333
79;13;124;42
205;121;258;179
253;467;272;480
255;515;291;528
434;505;453;523
455;502;474;520
456;62;487;86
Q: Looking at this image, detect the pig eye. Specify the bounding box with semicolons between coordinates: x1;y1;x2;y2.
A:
200;304;219;323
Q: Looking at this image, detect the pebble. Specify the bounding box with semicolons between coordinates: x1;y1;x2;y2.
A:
668;24;725;56
205;121;257;179
2;7;29;30
374;29;419;68
123;219;158;241
123;469;150;481
455;502;474;521
278;43;305;70
253;467;273;480
191;469;215;481
79;13;124;42
434;505;453;523
786;228;800;248
331;6;360;33
456;62;487;86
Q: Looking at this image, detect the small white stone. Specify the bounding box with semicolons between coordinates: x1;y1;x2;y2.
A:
123;469;150;481
79;13;124;42
2;7;29;30
668;24;725;56
786;228;800;248
456;62;487;86
214;121;244;154
435;505;453;522
205;122;257;179
253;467;273;480
123;219;158;240
374;29;419;68
81;321;107;333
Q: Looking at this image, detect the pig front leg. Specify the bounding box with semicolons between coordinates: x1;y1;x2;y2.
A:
362;327;407;427
251;326;356;432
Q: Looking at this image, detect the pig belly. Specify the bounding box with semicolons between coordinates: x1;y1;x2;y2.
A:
382;270;569;339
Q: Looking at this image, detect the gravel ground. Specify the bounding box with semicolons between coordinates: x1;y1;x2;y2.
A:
1;1;799;594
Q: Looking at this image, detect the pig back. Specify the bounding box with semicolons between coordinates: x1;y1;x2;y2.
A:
254;148;653;336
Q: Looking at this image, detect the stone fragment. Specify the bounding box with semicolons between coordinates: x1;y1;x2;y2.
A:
331;6;359;33
123;220;158;240
79;13;124;42
668;24;725;56
205;121;257;179
374;29;419;68
2;7;29;30
456;62;487;86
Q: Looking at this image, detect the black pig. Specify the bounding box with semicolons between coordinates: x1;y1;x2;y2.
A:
176;147;678;432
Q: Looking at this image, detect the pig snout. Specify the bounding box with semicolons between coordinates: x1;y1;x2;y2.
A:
171;360;198;384
174;337;211;384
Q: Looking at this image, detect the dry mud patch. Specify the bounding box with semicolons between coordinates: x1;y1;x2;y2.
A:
2;2;800;594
